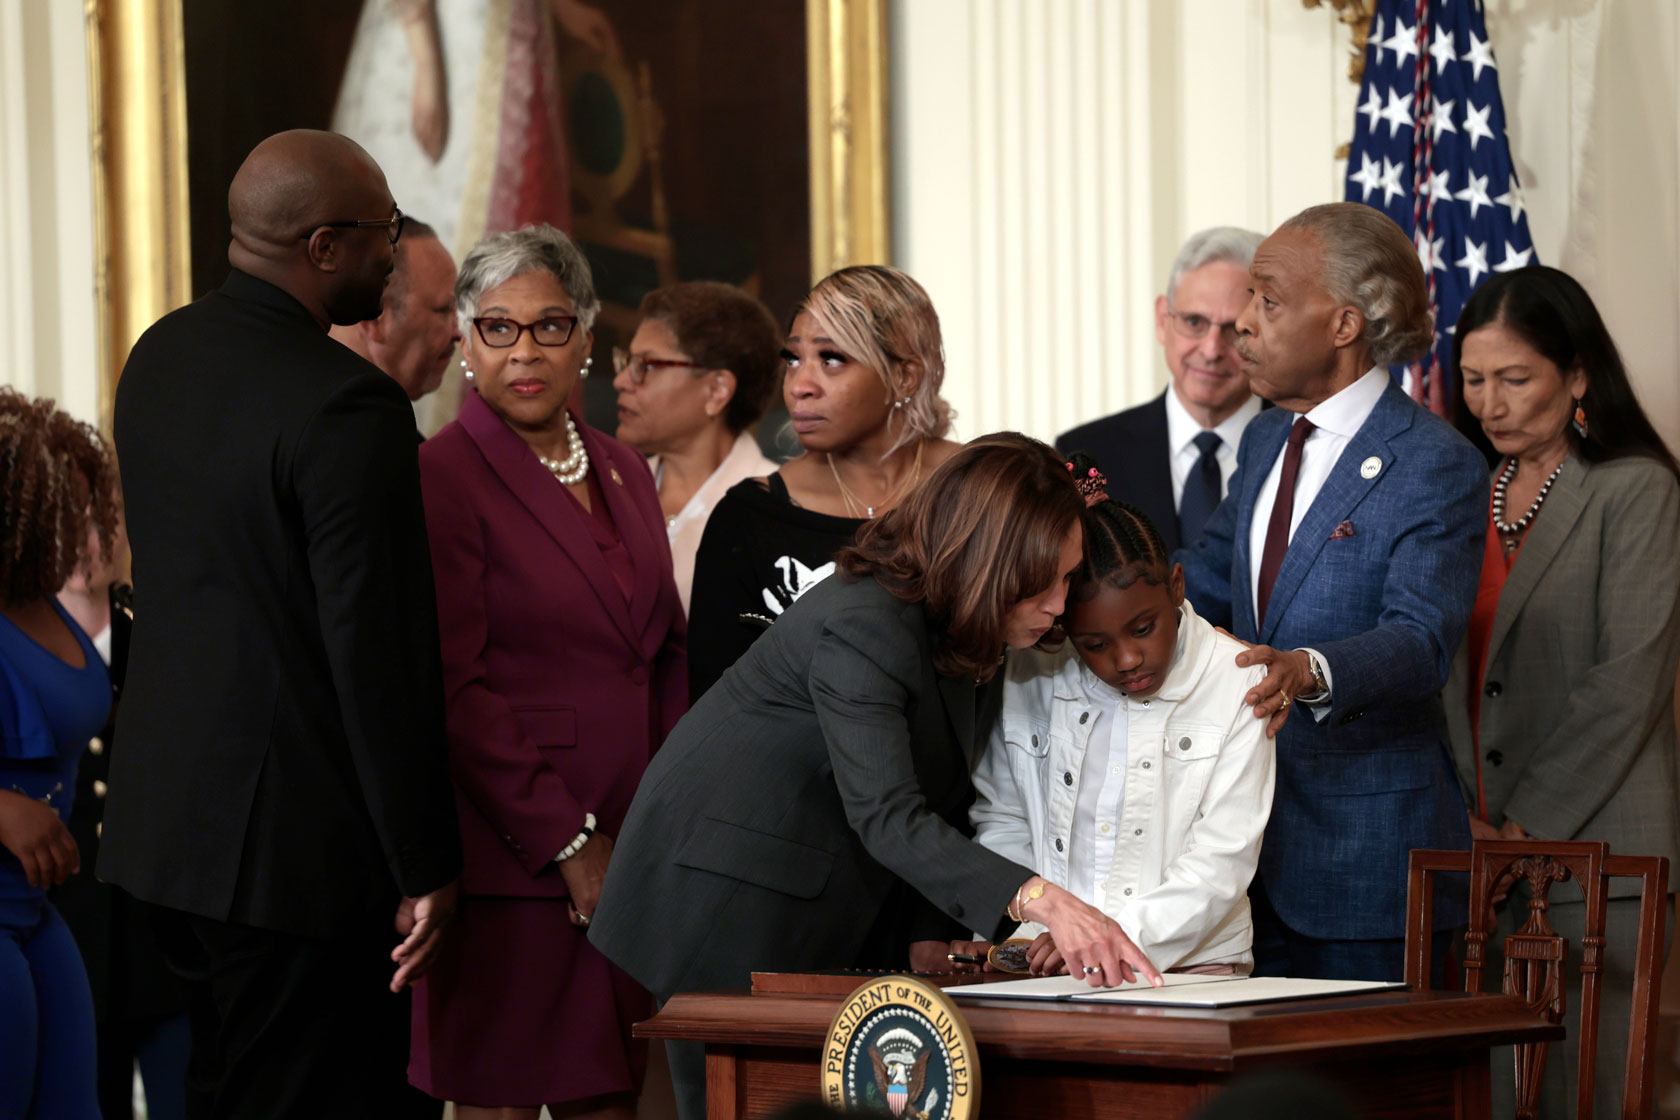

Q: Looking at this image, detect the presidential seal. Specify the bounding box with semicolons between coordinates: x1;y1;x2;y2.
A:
819;975;978;1119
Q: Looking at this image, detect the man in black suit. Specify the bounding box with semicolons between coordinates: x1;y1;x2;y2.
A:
103;130;461;1119
1058;226;1265;551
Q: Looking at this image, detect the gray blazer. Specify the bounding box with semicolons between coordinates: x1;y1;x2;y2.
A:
589;574;1029;997
1445;454;1680;895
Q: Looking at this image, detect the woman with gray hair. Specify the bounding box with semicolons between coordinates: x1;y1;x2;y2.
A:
685;264;962;700
409;224;687;1119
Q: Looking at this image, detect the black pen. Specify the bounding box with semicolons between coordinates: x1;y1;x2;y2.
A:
946;952;984;965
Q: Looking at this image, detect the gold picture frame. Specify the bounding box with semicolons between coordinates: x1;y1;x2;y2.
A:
84;0;889;421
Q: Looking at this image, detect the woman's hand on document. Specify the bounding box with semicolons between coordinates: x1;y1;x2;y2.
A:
1018;877;1162;988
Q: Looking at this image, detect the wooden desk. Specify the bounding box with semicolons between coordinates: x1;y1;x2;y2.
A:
639;984;1562;1119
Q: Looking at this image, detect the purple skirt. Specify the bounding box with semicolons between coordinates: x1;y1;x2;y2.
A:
409;895;649;1106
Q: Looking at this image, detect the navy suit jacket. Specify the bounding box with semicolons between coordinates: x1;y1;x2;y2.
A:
1058;393;1180;552
1177;380;1486;941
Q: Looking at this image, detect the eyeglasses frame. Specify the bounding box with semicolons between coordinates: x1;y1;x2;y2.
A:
611;347;710;386
1166;309;1242;347
471;315;582;349
299;205;406;246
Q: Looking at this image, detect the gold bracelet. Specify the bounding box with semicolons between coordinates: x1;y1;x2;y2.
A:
1017;879;1046;921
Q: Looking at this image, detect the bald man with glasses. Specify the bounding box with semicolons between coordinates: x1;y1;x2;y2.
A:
105;130;461;1119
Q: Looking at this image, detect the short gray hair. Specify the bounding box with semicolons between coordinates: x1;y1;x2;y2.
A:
1165;226;1265;305
454;224;600;335
1279;203;1433;367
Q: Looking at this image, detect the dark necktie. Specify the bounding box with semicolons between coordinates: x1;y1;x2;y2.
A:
1176;430;1223;546
1256;417;1315;626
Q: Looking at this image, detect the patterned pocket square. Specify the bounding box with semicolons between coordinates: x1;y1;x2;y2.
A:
1329;520;1357;540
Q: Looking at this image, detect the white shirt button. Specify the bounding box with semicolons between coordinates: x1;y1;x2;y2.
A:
1100;824;1111;834
93;780;108;797
88;737;104;755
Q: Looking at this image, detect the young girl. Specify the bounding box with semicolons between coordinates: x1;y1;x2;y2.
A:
968;457;1276;975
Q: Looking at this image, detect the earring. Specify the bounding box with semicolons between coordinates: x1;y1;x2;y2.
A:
1572;398;1589;438
581;356;593;380
892;396;910;410
461;358;474;383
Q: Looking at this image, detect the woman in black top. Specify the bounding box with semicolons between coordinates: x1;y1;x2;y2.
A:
686;265;963;700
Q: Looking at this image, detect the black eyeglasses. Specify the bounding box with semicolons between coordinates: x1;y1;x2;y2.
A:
1167;310;1241;347
472;316;580;348
612;347;708;386
300;205;405;246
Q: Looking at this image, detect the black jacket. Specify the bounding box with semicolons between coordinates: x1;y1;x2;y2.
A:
101;270;461;938
1057;392;1182;552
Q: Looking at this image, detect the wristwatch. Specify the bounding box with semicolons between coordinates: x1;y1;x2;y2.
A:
1299;653;1330;703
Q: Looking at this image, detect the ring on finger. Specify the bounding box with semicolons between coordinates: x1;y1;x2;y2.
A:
1082;964;1100;976
1278;691;1292;708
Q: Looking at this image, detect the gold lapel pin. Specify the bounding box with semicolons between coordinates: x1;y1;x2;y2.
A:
609;466;623;486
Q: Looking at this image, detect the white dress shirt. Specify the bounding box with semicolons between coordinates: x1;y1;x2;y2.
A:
1065;673;1127;910
1164;387;1262;509
1245;368;1388;612
651;431;777;614
1245;367;1388;710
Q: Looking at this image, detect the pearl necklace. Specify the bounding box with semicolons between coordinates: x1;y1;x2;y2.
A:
537;413;590;485
1492;456;1563;545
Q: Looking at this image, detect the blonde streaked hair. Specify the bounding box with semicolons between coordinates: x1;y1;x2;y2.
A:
798;265;953;455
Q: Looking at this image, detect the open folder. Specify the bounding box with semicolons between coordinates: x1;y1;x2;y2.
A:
947;973;1406;1008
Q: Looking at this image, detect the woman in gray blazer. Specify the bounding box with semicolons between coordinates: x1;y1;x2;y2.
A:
1447;266;1680;1117
590;434;1163;1120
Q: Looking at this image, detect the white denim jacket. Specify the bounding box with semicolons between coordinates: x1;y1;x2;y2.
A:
971;601;1275;969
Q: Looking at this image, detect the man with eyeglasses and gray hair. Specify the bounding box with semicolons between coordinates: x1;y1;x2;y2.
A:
1058;226;1265;552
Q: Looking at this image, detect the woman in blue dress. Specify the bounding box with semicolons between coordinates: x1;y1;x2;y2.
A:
0;388;121;1119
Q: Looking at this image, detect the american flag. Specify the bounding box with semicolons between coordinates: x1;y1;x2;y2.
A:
1344;0;1537;414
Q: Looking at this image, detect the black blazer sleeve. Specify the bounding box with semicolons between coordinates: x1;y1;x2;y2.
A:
809;603;1027;934
294;374;461;898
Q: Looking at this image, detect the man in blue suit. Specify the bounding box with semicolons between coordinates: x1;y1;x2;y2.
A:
1178;202;1486;981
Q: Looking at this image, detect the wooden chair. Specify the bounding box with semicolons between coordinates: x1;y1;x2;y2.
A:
1403;840;1668;1118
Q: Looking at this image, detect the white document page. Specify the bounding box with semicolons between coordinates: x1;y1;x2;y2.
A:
950;975;1405;1007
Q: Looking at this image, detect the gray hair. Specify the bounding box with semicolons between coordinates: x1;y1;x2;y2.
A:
454;223;600;336
1279;203;1434;367
1165;226;1265;305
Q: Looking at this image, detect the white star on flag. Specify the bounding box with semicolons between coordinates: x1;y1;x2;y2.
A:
1384;18;1419;66
1424;168;1453;206
1430;96;1457;142
1492;242;1534;272
1381;88;1415;138
1465;31;1497;81
1495;183;1525;223
1415;228;1446;274
1429;26;1457;72
1371;13;1387;65
1379;157;1406;205
1349;153;1383;202
1358;86;1385;133
1456;238;1490;286
1462;101;1494;150
1453;171;1492;218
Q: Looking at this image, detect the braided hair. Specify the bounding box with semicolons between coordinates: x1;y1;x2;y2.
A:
1064;450;1172;599
0;388;119;606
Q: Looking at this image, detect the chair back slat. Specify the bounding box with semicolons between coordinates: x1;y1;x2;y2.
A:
1404;840;1668;1120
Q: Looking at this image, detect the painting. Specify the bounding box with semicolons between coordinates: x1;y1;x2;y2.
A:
87;0;886;437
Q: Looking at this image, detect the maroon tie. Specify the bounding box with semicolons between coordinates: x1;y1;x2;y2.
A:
1256;417;1315;626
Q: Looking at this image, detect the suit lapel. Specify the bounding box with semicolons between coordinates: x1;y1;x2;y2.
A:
1258;383;1410;645
460;392;640;648
1136;394;1179;549
1484;455;1588;668
1235;419;1290;640
581;426;664;654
